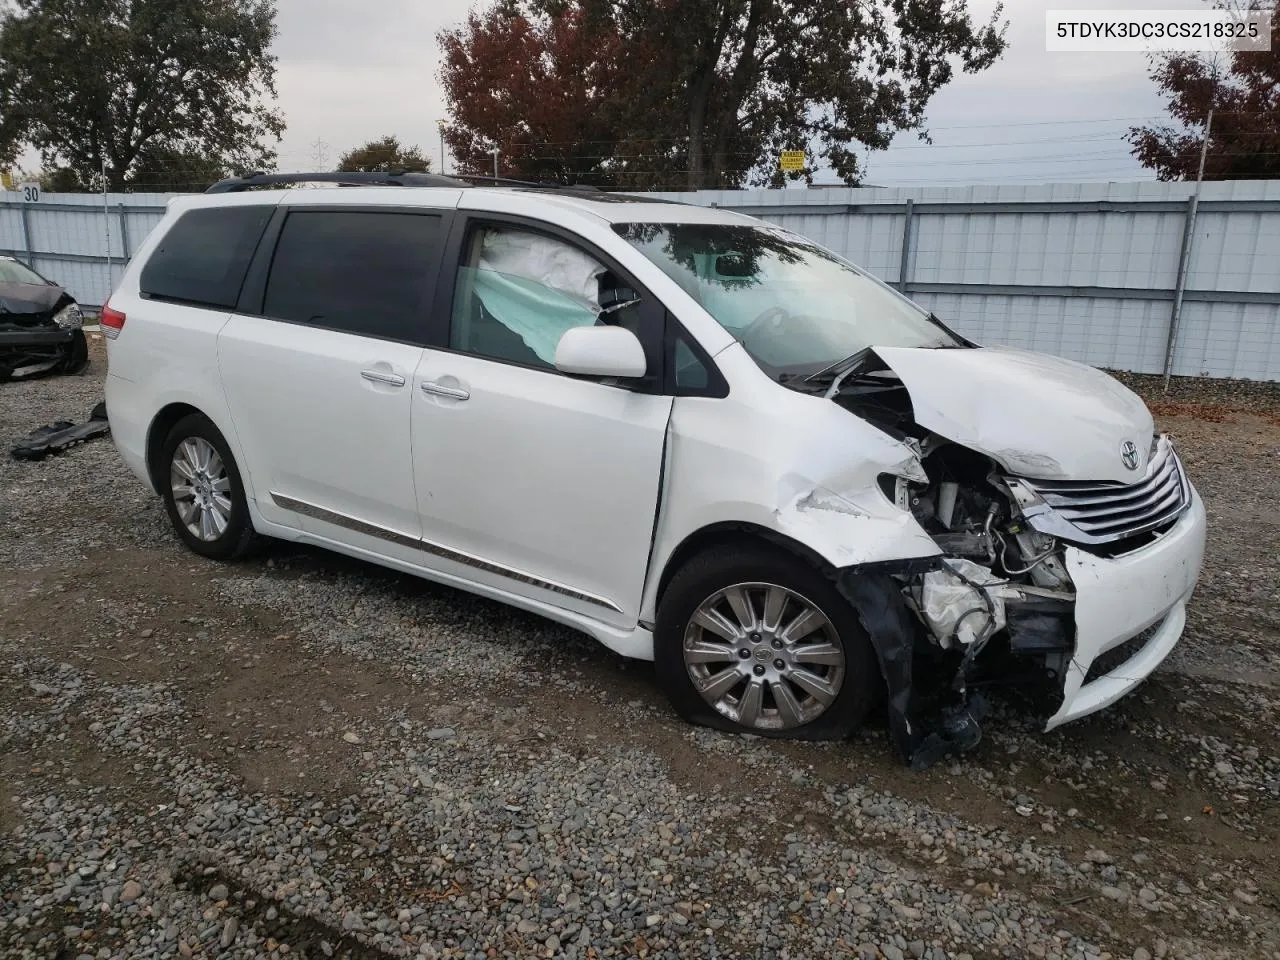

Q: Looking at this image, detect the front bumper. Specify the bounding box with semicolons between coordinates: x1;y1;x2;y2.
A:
0;325;78;378
0;324;76;346
1045;486;1207;730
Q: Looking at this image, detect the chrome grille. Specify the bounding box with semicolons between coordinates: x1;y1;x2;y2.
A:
1008;436;1191;546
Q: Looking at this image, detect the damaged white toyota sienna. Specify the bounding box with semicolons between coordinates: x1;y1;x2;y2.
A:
103;173;1206;765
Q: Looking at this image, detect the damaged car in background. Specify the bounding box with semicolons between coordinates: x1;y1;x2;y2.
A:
0;255;89;382
102;180;1206;768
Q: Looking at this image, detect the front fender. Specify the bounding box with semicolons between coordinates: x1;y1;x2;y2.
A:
640;378;941;622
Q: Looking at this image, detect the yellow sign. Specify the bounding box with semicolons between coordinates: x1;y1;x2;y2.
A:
0;170;13;191
779;150;806;172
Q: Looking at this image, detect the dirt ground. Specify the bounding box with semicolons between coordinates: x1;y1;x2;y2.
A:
2;339;1279;959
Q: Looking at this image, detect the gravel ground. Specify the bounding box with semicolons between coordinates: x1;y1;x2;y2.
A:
2;339;1278;960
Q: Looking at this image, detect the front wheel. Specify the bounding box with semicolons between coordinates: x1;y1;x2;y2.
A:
62;329;89;374
654;544;880;740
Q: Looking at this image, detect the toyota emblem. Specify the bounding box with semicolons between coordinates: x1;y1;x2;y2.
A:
1120;440;1140;471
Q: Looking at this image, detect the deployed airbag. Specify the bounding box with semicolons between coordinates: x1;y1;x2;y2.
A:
472;231;606;364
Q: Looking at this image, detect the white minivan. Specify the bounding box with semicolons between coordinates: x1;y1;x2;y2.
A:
103;172;1206;764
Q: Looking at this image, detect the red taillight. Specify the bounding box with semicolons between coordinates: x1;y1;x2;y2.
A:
100;304;126;340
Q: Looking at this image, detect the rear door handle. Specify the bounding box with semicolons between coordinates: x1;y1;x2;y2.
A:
361;369;406;387
421;380;470;401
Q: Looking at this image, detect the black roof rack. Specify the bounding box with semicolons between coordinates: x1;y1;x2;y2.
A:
204;170;681;204
205;171;472;193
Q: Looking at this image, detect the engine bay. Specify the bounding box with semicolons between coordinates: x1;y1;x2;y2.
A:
818;355;1088;766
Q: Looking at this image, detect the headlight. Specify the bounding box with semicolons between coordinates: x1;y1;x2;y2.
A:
53;303;83;329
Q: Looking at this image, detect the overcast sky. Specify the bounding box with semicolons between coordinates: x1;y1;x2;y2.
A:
15;0;1214;186
271;0;1214;186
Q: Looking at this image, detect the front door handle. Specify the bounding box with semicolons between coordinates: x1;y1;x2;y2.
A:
421;380;470;401
361;369;406;387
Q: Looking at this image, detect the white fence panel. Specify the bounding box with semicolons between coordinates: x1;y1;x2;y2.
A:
656;180;1280;380
3;181;1279;379
0;191;170;308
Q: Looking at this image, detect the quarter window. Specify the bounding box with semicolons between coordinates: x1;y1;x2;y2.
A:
673;336;710;390
140;206;272;309
449;225;644;370
262;211;442;341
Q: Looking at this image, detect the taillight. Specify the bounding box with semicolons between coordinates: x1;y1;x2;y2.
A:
100;304;126;340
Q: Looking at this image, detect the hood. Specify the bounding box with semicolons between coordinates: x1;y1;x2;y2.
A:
872;345;1155;484
0;281;66;318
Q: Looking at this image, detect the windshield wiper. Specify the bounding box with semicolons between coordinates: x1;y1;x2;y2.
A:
802;346;872;384
925;312;969;346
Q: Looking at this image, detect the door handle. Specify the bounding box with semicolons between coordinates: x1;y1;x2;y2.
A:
361;369;406;387
421;380;470;401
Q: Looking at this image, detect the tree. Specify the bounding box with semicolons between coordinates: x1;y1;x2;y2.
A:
126;146;229;192
39;167;88;192
0;0;284;191
438;0;1008;190
439;6;630;186
336;136;432;173
1127;4;1280;180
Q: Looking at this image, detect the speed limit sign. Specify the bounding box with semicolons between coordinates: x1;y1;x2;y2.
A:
19;182;40;203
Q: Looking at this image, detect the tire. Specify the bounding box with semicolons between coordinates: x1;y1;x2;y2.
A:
159;413;261;561
62;329;89;375
655;543;881;740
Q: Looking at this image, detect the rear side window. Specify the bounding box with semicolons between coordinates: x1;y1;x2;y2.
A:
140;206;272;308
262;211;441;342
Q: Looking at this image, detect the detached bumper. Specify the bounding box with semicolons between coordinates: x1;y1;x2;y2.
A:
1045;487;1207;730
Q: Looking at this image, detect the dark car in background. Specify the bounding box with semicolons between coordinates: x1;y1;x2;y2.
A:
0;256;89;382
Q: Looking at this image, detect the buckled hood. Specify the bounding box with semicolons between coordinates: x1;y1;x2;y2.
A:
873;345;1156;484
0;281;66;320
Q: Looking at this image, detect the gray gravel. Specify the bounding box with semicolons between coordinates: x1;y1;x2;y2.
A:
2;343;1279;959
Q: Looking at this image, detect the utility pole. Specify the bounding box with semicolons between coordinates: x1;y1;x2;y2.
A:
437;120;447;175
101;156;113;292
1162;103;1215;393
489;146;500;180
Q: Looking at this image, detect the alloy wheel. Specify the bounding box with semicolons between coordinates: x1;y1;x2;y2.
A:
683;582;846;731
170;437;232;542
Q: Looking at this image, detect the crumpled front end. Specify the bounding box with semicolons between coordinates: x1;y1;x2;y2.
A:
822;347;1207;767
0;293;86;382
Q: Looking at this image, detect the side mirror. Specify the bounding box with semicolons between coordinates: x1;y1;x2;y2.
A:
555;325;647;379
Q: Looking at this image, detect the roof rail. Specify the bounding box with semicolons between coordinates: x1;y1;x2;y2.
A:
205;171;472;193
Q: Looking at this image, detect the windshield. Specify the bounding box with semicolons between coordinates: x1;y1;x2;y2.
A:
613;222;960;378
0;258;47;285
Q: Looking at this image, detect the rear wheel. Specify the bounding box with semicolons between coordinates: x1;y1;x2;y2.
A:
159;413;261;560
655;544;880;739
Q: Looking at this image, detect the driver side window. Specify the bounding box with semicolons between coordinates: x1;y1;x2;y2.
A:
449;225;641;371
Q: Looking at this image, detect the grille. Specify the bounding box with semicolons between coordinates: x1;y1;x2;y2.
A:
1083;618;1165;684
1010;436;1191;546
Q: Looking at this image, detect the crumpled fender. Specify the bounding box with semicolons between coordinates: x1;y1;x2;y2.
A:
640;364;942;623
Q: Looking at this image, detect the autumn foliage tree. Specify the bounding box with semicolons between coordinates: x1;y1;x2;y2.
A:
337;136;432;173
438;0;1008;189
438;6;627;185
1127;5;1280;180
